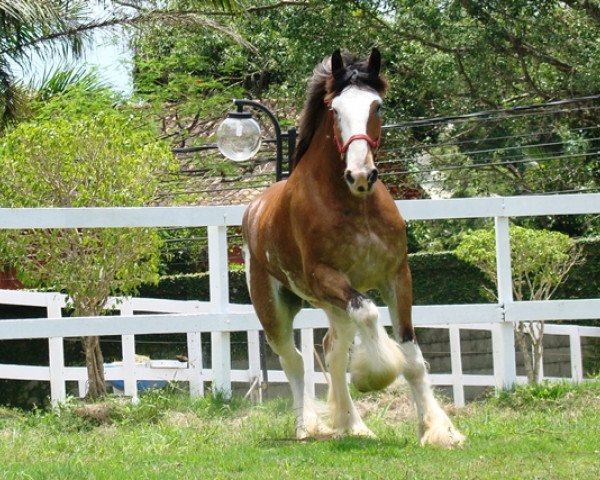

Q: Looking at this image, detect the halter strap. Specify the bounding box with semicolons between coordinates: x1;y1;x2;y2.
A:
334;133;381;159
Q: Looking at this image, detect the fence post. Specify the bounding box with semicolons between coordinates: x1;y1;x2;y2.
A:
301;329;315;398
449;325;465;407
187;332;204;397
570;327;584;382
493;216;517;390
208;225;231;399
47;296;66;405
119;300;138;398
247;330;262;402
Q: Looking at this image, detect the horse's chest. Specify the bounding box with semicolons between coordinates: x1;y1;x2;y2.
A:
331;228;398;286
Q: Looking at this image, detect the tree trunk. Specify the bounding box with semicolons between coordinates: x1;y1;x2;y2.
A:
515;322;535;384
82;335;106;398
515;321;544;385
530;322;544;384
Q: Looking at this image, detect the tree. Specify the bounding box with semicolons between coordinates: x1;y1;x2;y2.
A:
0;86;178;398
455;225;583;383
0;1;246;130
0;1;93;128
125;1;600;197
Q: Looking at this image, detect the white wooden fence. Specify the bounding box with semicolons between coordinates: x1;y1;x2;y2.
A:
1;193;599;407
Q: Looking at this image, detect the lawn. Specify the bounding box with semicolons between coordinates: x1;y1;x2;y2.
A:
0;380;599;479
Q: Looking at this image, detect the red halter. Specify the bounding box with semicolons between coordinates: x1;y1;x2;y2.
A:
334;133;381;159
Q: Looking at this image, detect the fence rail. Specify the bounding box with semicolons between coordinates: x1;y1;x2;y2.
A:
1;193;599;406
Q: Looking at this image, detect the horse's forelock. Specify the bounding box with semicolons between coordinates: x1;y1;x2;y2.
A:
328;53;388;98
294;51;387;167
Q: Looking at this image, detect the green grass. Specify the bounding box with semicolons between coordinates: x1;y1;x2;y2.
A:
1;380;599;479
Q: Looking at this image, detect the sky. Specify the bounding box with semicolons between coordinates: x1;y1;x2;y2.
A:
13;4;134;95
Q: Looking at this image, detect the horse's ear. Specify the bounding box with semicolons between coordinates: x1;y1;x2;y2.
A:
331;49;344;76
368;48;381;76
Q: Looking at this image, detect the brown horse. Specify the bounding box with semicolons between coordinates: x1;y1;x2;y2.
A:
242;49;464;447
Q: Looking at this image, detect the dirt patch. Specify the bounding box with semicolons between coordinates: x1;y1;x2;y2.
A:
73;404;114;425
354;379;464;423
355;379;416;423
163;411;202;428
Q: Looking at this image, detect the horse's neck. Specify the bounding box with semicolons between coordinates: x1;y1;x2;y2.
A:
294;112;346;191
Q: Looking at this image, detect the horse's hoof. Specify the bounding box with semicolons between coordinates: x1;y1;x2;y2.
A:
333;423;376;439
351;425;376;438
296;422;335;440
420;424;465;448
296;426;311;440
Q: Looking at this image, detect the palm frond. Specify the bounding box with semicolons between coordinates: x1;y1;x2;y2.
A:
35;65;107;100
0;58;29;130
170;0;247;12
0;0;94;62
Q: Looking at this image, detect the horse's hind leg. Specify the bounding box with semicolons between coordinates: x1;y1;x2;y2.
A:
384;260;465;448
246;260;331;439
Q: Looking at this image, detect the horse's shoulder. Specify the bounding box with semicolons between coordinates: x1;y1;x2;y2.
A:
371;187;406;223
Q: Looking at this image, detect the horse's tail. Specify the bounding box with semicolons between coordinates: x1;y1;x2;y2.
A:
350;320;405;392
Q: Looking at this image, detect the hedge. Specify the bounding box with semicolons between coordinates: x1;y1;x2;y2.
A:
139;252;494;305
139;238;599;304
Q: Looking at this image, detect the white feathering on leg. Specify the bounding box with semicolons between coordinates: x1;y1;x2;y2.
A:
400;341;465;448
348;299;405;392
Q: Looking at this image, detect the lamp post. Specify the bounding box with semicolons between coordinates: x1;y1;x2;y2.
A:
216;99;295;181
216;99;297;393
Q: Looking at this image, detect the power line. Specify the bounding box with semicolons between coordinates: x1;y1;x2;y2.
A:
380;150;599;177
379;125;600;157
379;137;600;167
382;95;600;129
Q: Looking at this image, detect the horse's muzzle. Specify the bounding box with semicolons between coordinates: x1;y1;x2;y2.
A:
345;167;378;195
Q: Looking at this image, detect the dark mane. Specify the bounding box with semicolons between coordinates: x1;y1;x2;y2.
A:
293;51;388;168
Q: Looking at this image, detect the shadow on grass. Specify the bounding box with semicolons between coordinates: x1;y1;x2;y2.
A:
258;435;410;451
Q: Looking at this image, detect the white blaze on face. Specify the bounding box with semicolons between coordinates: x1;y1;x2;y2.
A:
331;86;381;194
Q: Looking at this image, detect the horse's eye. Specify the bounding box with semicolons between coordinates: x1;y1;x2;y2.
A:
375;104;382;116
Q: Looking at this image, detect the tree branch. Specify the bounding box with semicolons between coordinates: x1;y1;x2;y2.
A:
518;55;549;100
563;0;600;26
460;0;575;74
454;51;498;108
347;0;458;54
0;10;258;56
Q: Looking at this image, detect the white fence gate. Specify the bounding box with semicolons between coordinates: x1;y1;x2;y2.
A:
1;194;599;407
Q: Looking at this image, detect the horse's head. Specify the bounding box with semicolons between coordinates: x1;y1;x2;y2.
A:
329;48;386;198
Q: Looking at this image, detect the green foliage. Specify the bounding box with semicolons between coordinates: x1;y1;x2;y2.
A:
138;270;251;304
455;225;581;300
34;66;108;102
141;237;600;306
131;19;246;146
0;1;94;128
409;251;494;304
140;253;492;306
0;89;179;308
490;379;600;410
556;236;600;299
126;0;600;198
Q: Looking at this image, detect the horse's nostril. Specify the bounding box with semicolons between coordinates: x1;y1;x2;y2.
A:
357;186;366;193
345;170;355;184
367;169;379;186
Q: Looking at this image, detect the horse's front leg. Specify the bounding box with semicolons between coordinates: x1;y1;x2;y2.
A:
307;263;401;436
247;258;331;440
307;263;378;324
322;312;375;437
384;260;466;448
